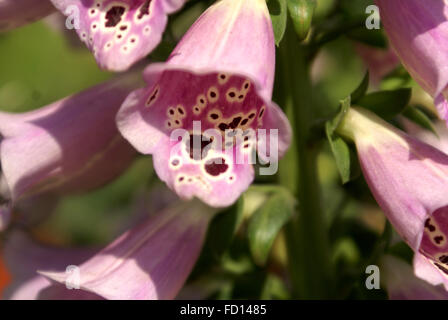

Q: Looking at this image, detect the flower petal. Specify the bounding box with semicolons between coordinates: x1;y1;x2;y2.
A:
382;254;448;300
0;0;56;32
50;0;185;71
41;201;213;300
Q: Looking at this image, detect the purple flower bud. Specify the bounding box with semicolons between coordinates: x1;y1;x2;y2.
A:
376;0;448;124
50;0;186;71
0;0;56;32
117;0;292;207
337;107;448;289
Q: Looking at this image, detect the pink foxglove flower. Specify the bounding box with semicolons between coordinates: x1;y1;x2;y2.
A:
381;254;448;300
36;201;214;300
376;0;448;124
0;75;139;209
50;0;186;71
0;0;56;32
337;107;448;290
117;0;292;207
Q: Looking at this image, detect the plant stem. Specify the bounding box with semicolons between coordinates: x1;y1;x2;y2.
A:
279;20;333;299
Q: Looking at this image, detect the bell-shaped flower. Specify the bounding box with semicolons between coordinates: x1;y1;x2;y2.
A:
50;0;186;71
117;0;292;207
30;200;214;300
381;254;448;300
0;0;56;32
376;0;448;124
0;75;139;210
336;107;448;289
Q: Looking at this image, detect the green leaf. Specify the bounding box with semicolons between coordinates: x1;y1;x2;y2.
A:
248;190;295;266
268;0;288;46
351;72;370;103
287;0;316;40
326;123;352;184
403;106;437;135
325;96;361;184
355;88;412;120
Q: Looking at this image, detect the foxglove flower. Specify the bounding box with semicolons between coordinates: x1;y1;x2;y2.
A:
50;0;186;71
0;75;139;209
376;0;448;124
381;255;448;300
37;201;213;300
117;0;292;207
0;0;56;32
336;107;448;289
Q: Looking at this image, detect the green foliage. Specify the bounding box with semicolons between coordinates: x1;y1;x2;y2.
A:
248;188;295;266
268;0;288;46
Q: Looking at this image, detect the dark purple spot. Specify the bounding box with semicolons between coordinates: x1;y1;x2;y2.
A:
210;113;219;120
435;236;444;244
238;95;244;100
178;107;184;115
210;91;217;98
219;123;229;131
137;0;152;19
244;83;249;89
240;119;249;126
169;109;175;115
147;88;158;105
229;117;242;129
259;108;265;118
204;158;229;176
119;25;127;31
171;159;180;166
105;6;126;28
228;91;236;98
439;255;448;264
249;113;255;119
425;218;436;232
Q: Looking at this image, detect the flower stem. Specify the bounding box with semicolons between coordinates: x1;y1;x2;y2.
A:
279;20;333;299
